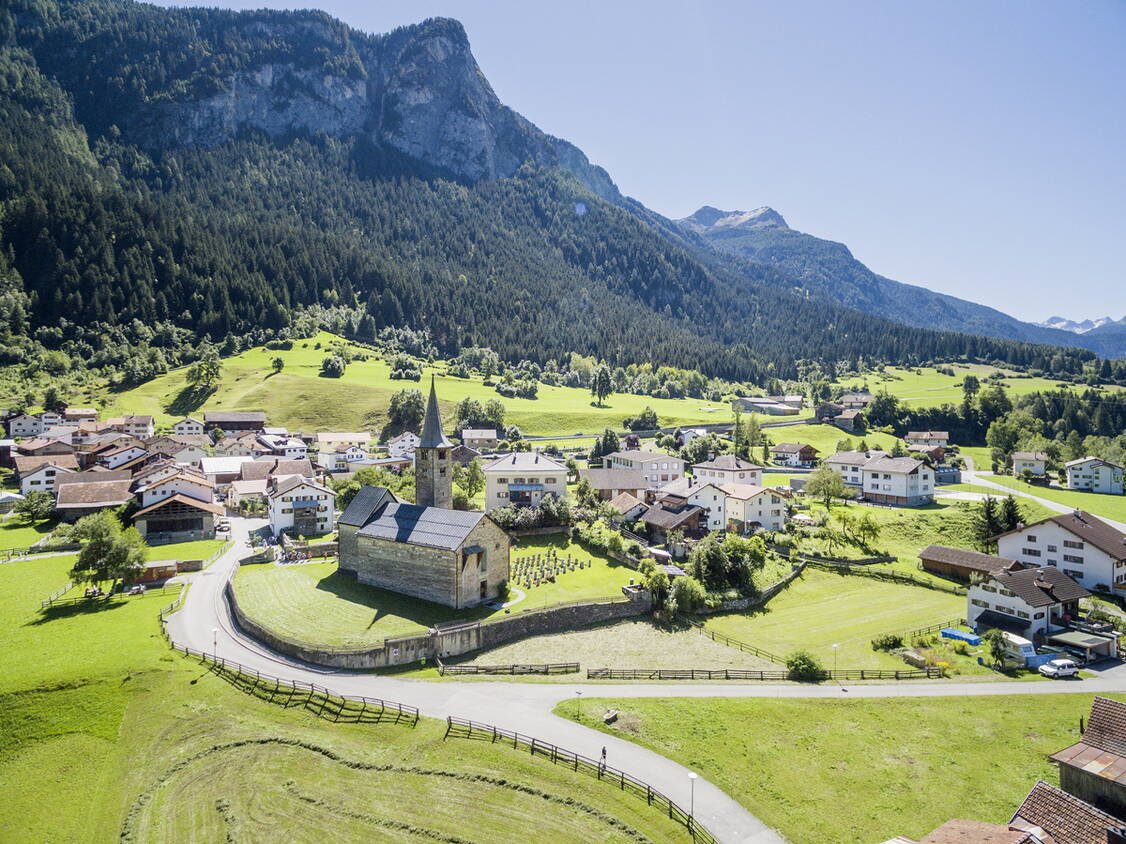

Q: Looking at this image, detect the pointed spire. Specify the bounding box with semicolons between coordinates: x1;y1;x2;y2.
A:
419;375;452;448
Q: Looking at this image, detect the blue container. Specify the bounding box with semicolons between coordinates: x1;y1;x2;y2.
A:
940;627;981;645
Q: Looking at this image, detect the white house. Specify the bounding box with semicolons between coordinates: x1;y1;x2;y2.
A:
484;452;568;510
461;429;498;450
860;456;933;506
967;564;1090;642
770;443;819;468
317;444;368;472
315;432;371;450
732;396;800;416
137;471;216;509
267;475;336;537
8;414;43;438
39;410;63;428
691;454;763;486
825;450;876;488
659;476;727;532
905;431;949;448
98;445;149;470
387;431;420;459
603;450;683;484
995;510;1126;594
1012;451;1049;478
107;415;155;439
259;434;307;460
1066;457;1124;496
61;407;98;426
145;435;210;466
719;483;788;532
19;461;77;495
172;417;205;437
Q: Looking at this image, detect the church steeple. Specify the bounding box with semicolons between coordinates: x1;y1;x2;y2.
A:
414;375;452;508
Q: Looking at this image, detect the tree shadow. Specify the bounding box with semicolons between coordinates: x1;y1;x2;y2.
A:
28;597;128;625
165;384;217;416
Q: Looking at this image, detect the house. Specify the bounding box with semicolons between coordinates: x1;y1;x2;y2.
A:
315;432;372;450
200;455;256;487
7;413;43;438
172;417;205;436
719;483;788;532
17;438;74;459
386;431;420;459
860;456;934;506
1066;457;1125;496
1010;780;1126;844
450;444;482;466
732;396;800;416
484;451;568;510
770;443;819;467
994;510;1126;595
215;433;269;458
133;494;224;542
39;410;63;428
258;433;307;460
909;444;946;463
97;445;149;470
266;474;336;537
337;487;510;610
107;415;155;439
16;455;79;495
61;407;98;426
316;443;368;472
608;492;648;522
0;438;14;469
967;564;1091;643
1050;697;1126;819
239;458;316;484
577;468;648;501
767;395;805;410
226;478;268;509
602;450;684;484
919;545;1022;582
132;459;189;487
825;450;874;488
887;818;1039;843
53;478;134;521
136;471;215;509
905;431;949;448
658;477;728;532
691;454;763;486
71;421;114;444
204;411;267;433
145;435;210;466
1013;451;1050;478
461;429;498;450
832;408;863;432
640;498;705;544
679;428;707;447
839;391;874;410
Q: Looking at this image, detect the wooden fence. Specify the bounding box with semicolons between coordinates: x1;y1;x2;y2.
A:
586;666;943;681
690;622;787;664
436;659;579;676
444;716;717;844
893;618;969;642
41;582;182;609
805;560;966;595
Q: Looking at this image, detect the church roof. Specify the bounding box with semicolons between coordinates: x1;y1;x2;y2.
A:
338;485;400;527
356;501;484;551
419;376;452;449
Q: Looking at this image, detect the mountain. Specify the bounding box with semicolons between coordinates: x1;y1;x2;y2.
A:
676;207;1126;359
1038;316;1118;334
0;0;1106;385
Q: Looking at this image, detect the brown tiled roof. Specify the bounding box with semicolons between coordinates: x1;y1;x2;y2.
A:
14;454;79;474
771;442;817;454
608;492;645;514
55;479;134;509
692;454;763;472
240;458;315;482
54;469;132;487
919;544;1020;573
997;511;1126;562
641;501;702;530
991;566;1090;608
134;493;225;518
1086;697;1126;756
917;819;1035;844
1011;780;1123;844
145;472;215;491
578;468;647;491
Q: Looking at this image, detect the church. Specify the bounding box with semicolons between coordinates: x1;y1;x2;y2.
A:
337;378;511;609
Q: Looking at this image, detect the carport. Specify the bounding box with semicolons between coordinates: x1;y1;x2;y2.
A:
1046;630;1118;662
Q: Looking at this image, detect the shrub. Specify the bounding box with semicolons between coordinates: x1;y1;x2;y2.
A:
320;355;346;378
785;650;824;682
670;576;707;613
950;639;969;655
870;632;903;652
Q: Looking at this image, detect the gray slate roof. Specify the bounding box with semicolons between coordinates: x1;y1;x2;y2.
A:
338;485;400;527
357;502;484;550
419;376;452;449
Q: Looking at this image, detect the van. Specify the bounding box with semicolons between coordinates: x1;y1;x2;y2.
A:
1002;632;1037;668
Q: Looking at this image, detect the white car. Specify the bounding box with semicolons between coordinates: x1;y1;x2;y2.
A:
1038;658;1080;679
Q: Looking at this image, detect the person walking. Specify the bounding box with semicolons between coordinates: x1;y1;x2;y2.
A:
600;746;607;771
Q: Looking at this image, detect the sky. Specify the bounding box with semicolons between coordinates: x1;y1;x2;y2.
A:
153;0;1126;322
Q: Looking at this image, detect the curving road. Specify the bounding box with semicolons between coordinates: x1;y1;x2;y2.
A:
167;517;1126;844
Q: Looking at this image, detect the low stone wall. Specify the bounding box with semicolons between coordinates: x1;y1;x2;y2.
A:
225;581;652;669
695;561;807;615
508;525;569;538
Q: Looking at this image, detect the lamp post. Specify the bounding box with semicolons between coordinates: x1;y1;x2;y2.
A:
212;626;219;656
575;690;583;721
832;643;840;688
688;771;697;817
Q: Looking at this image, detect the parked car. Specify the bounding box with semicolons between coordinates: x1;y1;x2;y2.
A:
1038;658;1080;679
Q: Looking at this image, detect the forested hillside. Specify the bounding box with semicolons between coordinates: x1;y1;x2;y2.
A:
0;0;1112;390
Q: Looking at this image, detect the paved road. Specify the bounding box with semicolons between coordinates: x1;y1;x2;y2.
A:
168;516;1126;844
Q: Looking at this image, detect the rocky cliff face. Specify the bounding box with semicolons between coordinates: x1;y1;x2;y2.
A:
119;15;618;201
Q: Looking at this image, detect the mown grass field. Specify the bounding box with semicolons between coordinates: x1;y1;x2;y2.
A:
832;363;1103;408
94;331;740;437
233;536;635;649
704;567;965;671
761;422;902;457
557;693;1125;844
0;551;691;843
0;515;58;551
958;473;1126;524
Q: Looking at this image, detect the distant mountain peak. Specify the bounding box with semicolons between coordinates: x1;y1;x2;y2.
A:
679;206;789;233
1036;315;1119;334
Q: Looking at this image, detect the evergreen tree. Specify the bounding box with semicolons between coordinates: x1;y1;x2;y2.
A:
973;496;1004;549
998;495;1023;533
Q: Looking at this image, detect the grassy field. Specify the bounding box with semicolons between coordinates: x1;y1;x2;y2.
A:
233;536;635;649
0;515;58;551
93;331;741;437
0;551;695;843
832;364;1104;409
704;567;965;671
556;693;1125;844
460;618;776;672
761;423;901;457
957;473;1126;524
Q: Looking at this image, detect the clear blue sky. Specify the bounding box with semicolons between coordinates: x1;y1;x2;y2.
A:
155;0;1125;322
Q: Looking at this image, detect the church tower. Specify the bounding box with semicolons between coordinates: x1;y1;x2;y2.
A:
414;376;453;509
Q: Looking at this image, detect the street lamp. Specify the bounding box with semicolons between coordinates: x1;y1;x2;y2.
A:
575;689;583;721
212;626;219;656
832;643;840;688
688;771;697;817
